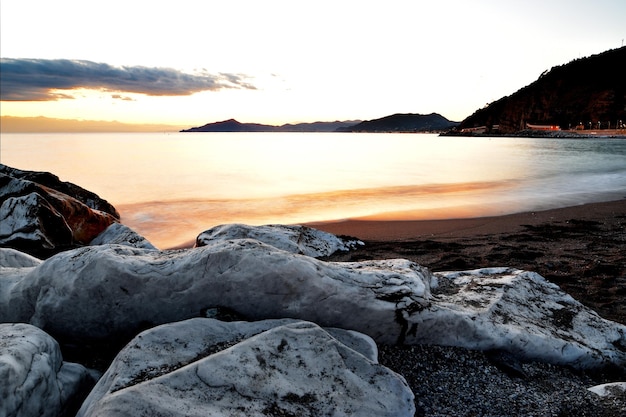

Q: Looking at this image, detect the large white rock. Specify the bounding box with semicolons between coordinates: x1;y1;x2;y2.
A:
0;323;95;417
195;223;363;257
78;319;415;417
1;241;431;345
1;241;625;369
414;268;626;368
89;222;157;250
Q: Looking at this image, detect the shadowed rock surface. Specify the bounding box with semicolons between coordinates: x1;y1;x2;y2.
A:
0;164;119;258
0;323;97;417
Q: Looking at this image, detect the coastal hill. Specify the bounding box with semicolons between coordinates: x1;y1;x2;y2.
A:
182;112;458;133
337;112;459;132
458;46;626;133
181;118;360;132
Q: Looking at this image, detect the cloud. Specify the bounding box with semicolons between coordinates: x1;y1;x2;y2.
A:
111;94;135;101
0;58;256;101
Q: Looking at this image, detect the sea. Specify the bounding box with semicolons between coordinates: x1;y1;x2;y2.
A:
2;132;625;249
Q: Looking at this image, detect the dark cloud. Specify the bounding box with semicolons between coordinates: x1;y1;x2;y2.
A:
0;58;256;101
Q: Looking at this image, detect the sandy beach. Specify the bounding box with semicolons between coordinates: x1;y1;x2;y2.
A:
312;199;626;325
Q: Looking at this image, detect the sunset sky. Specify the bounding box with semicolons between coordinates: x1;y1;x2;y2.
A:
1;0;625;129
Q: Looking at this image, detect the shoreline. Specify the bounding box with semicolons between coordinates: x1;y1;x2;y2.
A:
307;199;626;241
168;199;626;249
314;198;626;325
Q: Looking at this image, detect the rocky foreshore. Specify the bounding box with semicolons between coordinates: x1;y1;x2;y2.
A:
442;129;626;139
1;164;625;416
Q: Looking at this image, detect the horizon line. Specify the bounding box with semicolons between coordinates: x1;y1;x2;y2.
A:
0;112;461;133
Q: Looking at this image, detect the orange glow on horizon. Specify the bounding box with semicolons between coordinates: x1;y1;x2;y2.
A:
0;115;184;133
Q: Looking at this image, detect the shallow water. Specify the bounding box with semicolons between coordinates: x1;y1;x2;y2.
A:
2;132;625;248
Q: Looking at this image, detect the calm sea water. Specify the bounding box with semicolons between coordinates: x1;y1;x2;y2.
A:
2;132;625;249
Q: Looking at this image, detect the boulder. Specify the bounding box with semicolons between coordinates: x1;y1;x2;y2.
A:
0;249;42;313
77;319;414;417
0;323;96;417
0;166;118;258
89;223;157;250
1;241;431;346
195;223;363;257
0;164;119;218
0;192;74;255
2;240;625;369
419;268;626;368
0;247;43;268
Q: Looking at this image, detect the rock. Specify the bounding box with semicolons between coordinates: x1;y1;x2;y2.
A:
0;166;119;258
89;223;156;250
0;192;74;255
0;249;42;311
77;319;415;417
79;318;378;409
195;223;363;257
415;268;626;368
0;164;119;218
0;323;96;417
1;241;431;347
588;381;626;397
0;247;43;268
2;242;625;369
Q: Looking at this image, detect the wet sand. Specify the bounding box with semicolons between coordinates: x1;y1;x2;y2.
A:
311;199;626;324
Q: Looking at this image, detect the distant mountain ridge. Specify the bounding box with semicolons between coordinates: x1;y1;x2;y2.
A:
0;116;183;133
338;113;459;132
181;119;360;133
181;113;458;133
458;46;626;133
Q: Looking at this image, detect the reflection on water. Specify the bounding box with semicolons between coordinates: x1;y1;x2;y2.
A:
2;132;626;249
116;180;519;247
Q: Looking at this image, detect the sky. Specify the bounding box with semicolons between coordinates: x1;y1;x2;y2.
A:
1;0;625;128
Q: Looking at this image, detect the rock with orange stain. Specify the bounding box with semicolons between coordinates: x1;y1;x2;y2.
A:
39;186;118;244
0;164;118;258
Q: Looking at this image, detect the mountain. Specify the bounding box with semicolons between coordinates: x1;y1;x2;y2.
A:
0;116;183;133
457;47;626;133
182;113;458;133
181;119;360;132
278;120;361;132
182;119;278;132
337;113;459;132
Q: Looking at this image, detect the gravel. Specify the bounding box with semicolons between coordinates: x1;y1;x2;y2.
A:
379;344;626;417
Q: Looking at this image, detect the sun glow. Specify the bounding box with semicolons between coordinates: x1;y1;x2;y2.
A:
1;1;625;128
